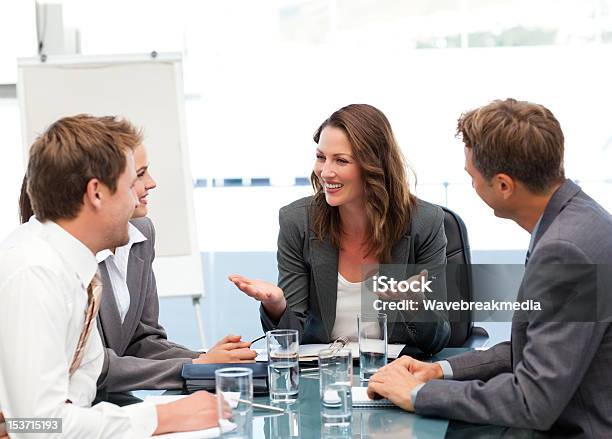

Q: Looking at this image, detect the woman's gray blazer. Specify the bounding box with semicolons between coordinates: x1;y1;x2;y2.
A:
95;217;199;398
260;196;451;354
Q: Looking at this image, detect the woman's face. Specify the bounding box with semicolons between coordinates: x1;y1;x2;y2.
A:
314;126;363;209
132;144;157;218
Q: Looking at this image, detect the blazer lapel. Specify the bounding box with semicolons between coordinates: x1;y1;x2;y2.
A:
309;234;339;339
382;234;412;341
98;261;123;351
121;246;145;350
308;232;413;341
388;234;413;271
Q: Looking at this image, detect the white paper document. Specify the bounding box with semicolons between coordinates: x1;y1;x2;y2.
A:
255;343;406;362
299;342;406;360
351;386;395;408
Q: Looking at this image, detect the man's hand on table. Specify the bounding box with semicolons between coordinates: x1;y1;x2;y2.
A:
367;355;442;412
389;355;444;382
154;391;230;435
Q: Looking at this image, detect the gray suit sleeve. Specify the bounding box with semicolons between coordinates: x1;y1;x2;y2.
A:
97;311;198;392
260;207;310;335
98;348;192;392
125;267;199;361
446;342;512;381
415;241;605;430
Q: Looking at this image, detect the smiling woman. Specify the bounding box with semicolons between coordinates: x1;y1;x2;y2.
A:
230;104;451;354
314;126;363;205
310;104;415;266
132;143;157;217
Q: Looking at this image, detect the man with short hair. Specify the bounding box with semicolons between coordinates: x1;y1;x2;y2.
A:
16;126;256;408
367;99;612;436
0;115;227;438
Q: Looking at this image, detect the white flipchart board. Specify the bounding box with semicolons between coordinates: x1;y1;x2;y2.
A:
17;53;204;313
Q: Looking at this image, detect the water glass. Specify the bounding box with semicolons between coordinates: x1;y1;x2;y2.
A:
358;312;387;381
267;329;300;402
215;367;253;438
319;348;353;429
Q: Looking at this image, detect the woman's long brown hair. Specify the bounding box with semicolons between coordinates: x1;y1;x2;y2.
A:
310;104;416;263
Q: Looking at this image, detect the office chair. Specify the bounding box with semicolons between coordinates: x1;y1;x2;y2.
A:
440;206;489;347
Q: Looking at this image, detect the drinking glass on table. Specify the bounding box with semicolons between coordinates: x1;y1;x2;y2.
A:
215;367;253;438
319;348;353;430
358;312;387;381
266;329;300;402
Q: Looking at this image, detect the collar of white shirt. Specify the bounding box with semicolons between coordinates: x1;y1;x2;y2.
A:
42;220;98;289
95;222;147;264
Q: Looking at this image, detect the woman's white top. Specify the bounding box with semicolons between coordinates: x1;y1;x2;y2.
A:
330;272;380;342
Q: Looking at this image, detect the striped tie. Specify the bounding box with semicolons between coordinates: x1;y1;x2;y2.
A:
0;275;103;427
68;271;103;376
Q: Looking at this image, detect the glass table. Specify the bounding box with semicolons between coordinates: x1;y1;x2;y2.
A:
250;369;448;438
166;348;536;438
246;348;471;438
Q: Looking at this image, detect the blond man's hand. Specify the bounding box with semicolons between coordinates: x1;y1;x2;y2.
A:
154;391;229;435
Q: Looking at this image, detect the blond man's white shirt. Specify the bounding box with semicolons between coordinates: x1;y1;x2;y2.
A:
0;218;157;438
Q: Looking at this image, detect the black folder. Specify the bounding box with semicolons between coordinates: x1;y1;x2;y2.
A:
181;363;269;396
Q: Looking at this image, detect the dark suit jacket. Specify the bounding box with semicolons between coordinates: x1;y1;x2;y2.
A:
415;180;612;437
260;196;451;354
96;217;199;395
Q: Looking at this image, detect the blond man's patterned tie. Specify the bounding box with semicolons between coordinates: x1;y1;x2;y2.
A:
0;275;103;432
68;271;103;376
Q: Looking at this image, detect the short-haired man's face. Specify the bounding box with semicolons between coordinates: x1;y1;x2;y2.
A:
101;151;139;248
464;147;504;217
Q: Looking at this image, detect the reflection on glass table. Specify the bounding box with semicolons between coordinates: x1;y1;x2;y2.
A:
165;348;540;438
252;363;449;439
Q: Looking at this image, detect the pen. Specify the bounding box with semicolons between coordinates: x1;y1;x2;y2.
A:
249;334;266;345
238;399;286;413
